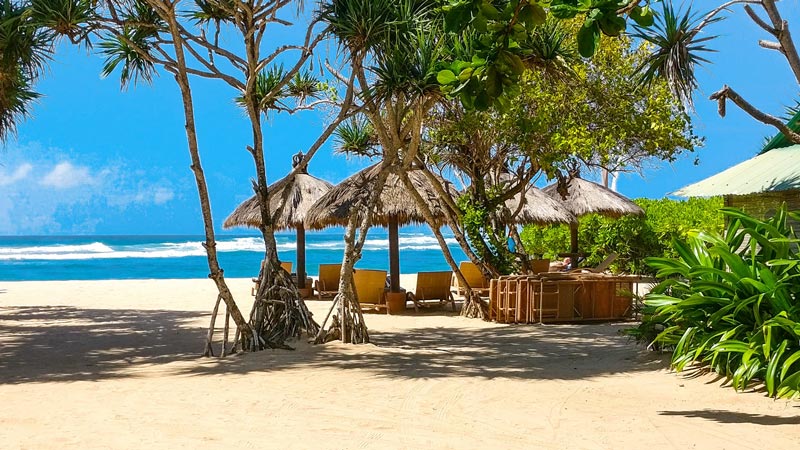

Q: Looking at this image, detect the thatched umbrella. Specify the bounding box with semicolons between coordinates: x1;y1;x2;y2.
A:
224;158;333;289
496;173;576;225
542;175;643;261
305;163;457;293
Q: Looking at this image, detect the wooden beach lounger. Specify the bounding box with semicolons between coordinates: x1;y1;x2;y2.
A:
354;269;388;314
314;263;341;300
569;253;618;274
452;261;490;297
406;271;455;311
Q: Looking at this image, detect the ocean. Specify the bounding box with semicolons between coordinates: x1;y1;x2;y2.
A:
0;232;467;281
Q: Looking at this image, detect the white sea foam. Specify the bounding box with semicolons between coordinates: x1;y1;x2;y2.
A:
0;234;460;261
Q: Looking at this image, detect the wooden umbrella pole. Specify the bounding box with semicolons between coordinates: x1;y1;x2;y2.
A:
297;225;306;289
388;215;401;292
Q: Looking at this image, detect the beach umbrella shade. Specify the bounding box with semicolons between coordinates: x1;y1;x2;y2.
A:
223;164;333;289
305;163;458;293
541;175;644;260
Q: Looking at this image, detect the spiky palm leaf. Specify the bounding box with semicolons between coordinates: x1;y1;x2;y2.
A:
287;70;323;103
372;28;442;103
334;115;379;156
0;0;53;141
633;2;720;108
0;0;52;77
191;0;236;24
521;18;577;74
29;0;94;45
0;65;40;141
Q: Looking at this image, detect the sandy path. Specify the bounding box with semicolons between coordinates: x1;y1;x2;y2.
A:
0;279;798;449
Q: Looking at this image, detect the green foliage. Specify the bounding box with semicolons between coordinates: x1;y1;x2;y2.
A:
0;0;53;140
99;1;165;89
457;190;516;275
632;2;720;108
628;206;800;399
334;115;379;157
521;197;724;274
438;0;658;109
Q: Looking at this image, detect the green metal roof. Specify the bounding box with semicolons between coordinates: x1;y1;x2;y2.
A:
762;108;800;153
673;145;800;197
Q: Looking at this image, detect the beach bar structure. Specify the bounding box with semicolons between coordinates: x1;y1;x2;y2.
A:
489;273;640;324
224;159;333;292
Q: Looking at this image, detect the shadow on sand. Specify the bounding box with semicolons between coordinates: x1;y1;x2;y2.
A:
659;409;800;426
0;305;664;385
0;305;205;384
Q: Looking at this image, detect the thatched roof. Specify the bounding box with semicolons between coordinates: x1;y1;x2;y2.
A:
224;172;334;230
305;164;458;229
542;176;644;218
505;186;576;224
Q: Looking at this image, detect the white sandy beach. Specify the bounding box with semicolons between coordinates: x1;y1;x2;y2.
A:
1;277;798;449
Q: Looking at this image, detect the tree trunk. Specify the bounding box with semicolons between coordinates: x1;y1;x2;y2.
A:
241;10;319;348
163;6;253;351
397;170;488;319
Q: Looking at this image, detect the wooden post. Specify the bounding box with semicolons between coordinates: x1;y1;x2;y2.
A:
570;221;579;254
297;225;306;289
388;215;400;292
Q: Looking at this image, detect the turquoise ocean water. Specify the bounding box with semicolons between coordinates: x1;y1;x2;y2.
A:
0;233;467;281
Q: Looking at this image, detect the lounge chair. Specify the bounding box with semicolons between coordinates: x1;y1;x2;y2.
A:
569;252;618;274
354;269;388;313
406;271;455;311
314;263;341;301
452;261;490;296
251;260;294;296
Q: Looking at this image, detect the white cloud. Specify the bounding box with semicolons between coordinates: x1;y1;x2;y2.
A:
153;187;175;205
41;162;92;188
0;163;33;186
0;145;186;234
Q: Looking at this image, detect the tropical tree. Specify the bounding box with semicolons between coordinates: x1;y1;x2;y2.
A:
0;0;52;141
425;20;699;281
637;0;800;144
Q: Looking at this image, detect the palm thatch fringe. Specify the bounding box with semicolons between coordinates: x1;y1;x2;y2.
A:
305;164;458;229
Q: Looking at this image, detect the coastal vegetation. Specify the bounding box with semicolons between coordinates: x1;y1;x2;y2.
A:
521;197;724;275
628;206;800;399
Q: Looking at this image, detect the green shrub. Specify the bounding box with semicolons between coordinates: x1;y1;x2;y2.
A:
520;197;724;274
628;206;800;398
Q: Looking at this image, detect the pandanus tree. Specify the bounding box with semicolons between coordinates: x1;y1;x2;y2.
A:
0;0;52;141
314;0;457;341
318;0;525;321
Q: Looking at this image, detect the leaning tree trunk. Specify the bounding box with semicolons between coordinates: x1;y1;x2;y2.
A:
162;6;253;353
241;11;318;348
314;164;392;344
397;170;489;319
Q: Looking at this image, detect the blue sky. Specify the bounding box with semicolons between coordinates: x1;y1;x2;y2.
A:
1;2;799;235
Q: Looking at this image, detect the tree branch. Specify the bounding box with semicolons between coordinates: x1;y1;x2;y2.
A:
744;4;777;35
759;39;784;52
710;85;800;144
758;0;800;83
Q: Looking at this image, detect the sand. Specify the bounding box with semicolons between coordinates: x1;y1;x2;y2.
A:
1;277;798;449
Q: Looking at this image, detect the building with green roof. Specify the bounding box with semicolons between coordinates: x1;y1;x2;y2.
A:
674;118;800;223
